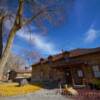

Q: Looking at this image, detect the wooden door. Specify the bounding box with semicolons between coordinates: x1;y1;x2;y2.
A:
64;69;72;85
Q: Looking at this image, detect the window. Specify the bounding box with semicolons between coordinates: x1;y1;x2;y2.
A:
64;57;70;62
77;70;83;77
92;65;100;78
48;61;52;64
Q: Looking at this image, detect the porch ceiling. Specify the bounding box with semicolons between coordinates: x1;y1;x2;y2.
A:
50;61;88;69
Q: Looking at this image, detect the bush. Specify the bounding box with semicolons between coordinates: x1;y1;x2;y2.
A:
91;79;100;90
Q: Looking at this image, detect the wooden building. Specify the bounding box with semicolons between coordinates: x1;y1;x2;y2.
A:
32;47;100;87
16;70;32;78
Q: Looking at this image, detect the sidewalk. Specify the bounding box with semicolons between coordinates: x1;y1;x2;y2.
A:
0;89;73;100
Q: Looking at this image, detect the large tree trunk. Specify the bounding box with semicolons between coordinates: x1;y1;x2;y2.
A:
0;0;24;80
0;26;17;80
0;19;3;59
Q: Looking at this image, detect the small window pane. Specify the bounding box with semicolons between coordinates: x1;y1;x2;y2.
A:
94;72;100;78
77;70;83;77
92;65;100;78
92;65;99;71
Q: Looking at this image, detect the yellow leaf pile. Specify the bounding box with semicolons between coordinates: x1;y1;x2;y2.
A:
0;83;41;96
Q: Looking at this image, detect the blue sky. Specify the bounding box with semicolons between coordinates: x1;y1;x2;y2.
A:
47;0;100;50
4;0;100;64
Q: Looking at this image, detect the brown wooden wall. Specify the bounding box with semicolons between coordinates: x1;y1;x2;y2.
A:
32;52;100;85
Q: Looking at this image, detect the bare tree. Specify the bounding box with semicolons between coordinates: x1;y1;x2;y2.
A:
0;0;74;79
4;52;26;74
0;8;13;58
22;49;41;64
0;15;3;58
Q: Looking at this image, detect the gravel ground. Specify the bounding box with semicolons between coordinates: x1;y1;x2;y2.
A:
0;89;73;100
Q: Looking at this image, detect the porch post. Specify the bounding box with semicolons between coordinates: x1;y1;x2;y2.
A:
70;66;75;86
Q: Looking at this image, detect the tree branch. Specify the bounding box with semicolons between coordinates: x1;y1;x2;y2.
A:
23;10;44;26
14;0;24;29
22;7;59;27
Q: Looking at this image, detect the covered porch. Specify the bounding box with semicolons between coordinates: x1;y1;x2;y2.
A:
50;60;92;88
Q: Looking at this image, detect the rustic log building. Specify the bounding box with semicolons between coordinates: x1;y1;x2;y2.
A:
32;47;100;87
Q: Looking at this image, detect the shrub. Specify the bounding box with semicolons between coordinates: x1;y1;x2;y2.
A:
91;79;100;90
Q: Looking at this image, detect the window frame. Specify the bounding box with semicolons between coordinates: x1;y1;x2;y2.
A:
77;69;84;78
92;65;100;78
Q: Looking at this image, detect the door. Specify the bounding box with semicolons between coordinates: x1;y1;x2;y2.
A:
64;69;72;85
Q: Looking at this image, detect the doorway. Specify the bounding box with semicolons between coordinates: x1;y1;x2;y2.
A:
64;68;72;85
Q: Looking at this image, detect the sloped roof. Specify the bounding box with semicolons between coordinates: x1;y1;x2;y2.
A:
16;70;32;74
32;47;100;66
69;47;100;57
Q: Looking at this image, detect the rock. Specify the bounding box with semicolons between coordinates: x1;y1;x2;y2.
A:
19;79;28;86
